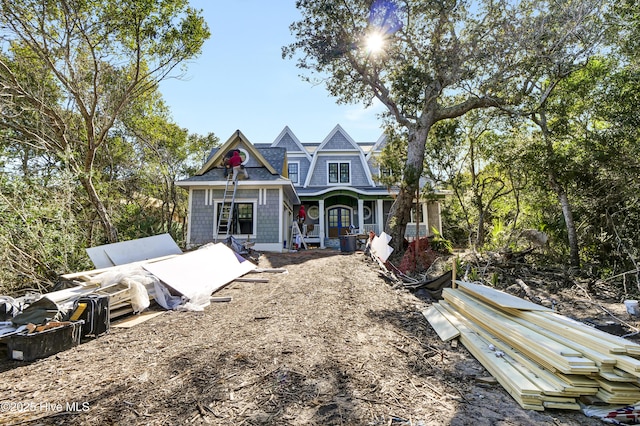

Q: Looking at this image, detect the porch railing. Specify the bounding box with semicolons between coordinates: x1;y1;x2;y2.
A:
300;222;430;240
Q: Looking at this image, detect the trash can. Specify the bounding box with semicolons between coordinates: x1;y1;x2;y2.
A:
340;235;357;253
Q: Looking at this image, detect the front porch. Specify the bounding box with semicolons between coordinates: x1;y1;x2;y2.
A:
291;192;441;250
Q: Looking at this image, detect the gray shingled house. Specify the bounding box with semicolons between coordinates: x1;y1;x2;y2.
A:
177;125;444;252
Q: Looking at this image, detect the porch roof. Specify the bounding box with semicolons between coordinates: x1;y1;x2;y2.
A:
295;186;396;198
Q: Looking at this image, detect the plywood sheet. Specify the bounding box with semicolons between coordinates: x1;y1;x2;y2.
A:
142;243;256;302
86;233;183;268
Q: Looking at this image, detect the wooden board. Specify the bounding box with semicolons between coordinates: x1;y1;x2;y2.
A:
112;311;165;328
443;289;598;374
456;281;550;311
422;305;459;342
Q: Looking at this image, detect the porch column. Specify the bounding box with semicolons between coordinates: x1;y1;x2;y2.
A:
357;198;364;232
422;201;428;236
319;199;326;249
376;199;384;235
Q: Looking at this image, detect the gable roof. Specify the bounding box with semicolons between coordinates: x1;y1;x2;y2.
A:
315;124;361;152
270;126;312;161
195;130;278;176
365;133;388;161
303;124;376;187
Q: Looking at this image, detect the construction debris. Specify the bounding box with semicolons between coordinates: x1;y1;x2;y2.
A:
425;279;640;417
0;235;266;362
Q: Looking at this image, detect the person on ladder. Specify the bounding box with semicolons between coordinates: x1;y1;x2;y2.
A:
297;205;308;237
229;150;249;181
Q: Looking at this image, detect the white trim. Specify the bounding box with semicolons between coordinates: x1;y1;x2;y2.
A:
298;186;394;197
316;124;361;152
186;188;193;246
177;179;293;188
288;161;300;185
238;148;250;165
327;160;351;185
252;242;287;252
271;126;313;161
376;199;384;235
307;205;319;220
358;198;365;231
363;205;372;220
213;198;258;239
365;134;388;160
278;187;284;246
318;199;325;248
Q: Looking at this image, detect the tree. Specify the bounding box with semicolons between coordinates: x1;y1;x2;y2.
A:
0;0;209;243
118;93;217;243
285;0;607;254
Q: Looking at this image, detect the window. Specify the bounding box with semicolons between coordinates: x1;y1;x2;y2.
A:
217;202;254;235
328;162;350;184
363;205;372;220
288;162;299;184
380;167;393;178
238;149;249;165
409;205;422;223
307;205;319;220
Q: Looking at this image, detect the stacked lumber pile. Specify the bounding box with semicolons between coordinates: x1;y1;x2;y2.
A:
424;280;640;411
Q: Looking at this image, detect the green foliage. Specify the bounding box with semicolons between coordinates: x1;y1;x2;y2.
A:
0;0;210;242
373;127;406;188
0;172;92;295
429;227;453;254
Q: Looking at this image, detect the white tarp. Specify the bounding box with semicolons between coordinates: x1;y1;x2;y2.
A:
86;233;183;268
142;243;256;308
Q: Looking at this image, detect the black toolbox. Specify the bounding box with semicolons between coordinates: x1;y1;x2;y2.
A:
70;294;110;337
6;322;83;361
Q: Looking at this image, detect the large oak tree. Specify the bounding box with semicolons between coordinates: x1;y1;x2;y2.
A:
285;0;606;254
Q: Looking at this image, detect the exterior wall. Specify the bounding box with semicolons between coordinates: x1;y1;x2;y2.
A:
367;155;380;178
323;132;355;150
288;154;311;187
189;187;267;246
275;133;302;152
256;188;281;243
307;155;369;187
189;189;214;246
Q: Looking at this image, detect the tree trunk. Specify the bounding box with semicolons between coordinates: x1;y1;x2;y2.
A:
549;176;580;267
80;175;118;243
536;110;580;267
385;125;431;254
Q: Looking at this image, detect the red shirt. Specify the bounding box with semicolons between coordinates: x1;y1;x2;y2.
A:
229;152;242;167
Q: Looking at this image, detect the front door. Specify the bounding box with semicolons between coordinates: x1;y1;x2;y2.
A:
327;207;351;238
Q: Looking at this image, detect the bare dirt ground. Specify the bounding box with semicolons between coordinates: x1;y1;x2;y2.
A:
0;248;632;425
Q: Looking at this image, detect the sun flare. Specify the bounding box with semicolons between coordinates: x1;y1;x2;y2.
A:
365;32;386;54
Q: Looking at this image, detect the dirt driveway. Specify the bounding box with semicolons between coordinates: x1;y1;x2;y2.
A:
0;249;606;425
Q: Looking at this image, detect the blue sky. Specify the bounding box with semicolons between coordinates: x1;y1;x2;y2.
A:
158;0;386;144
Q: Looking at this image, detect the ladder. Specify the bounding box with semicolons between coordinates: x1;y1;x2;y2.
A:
215;175;239;242
289;221;308;250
